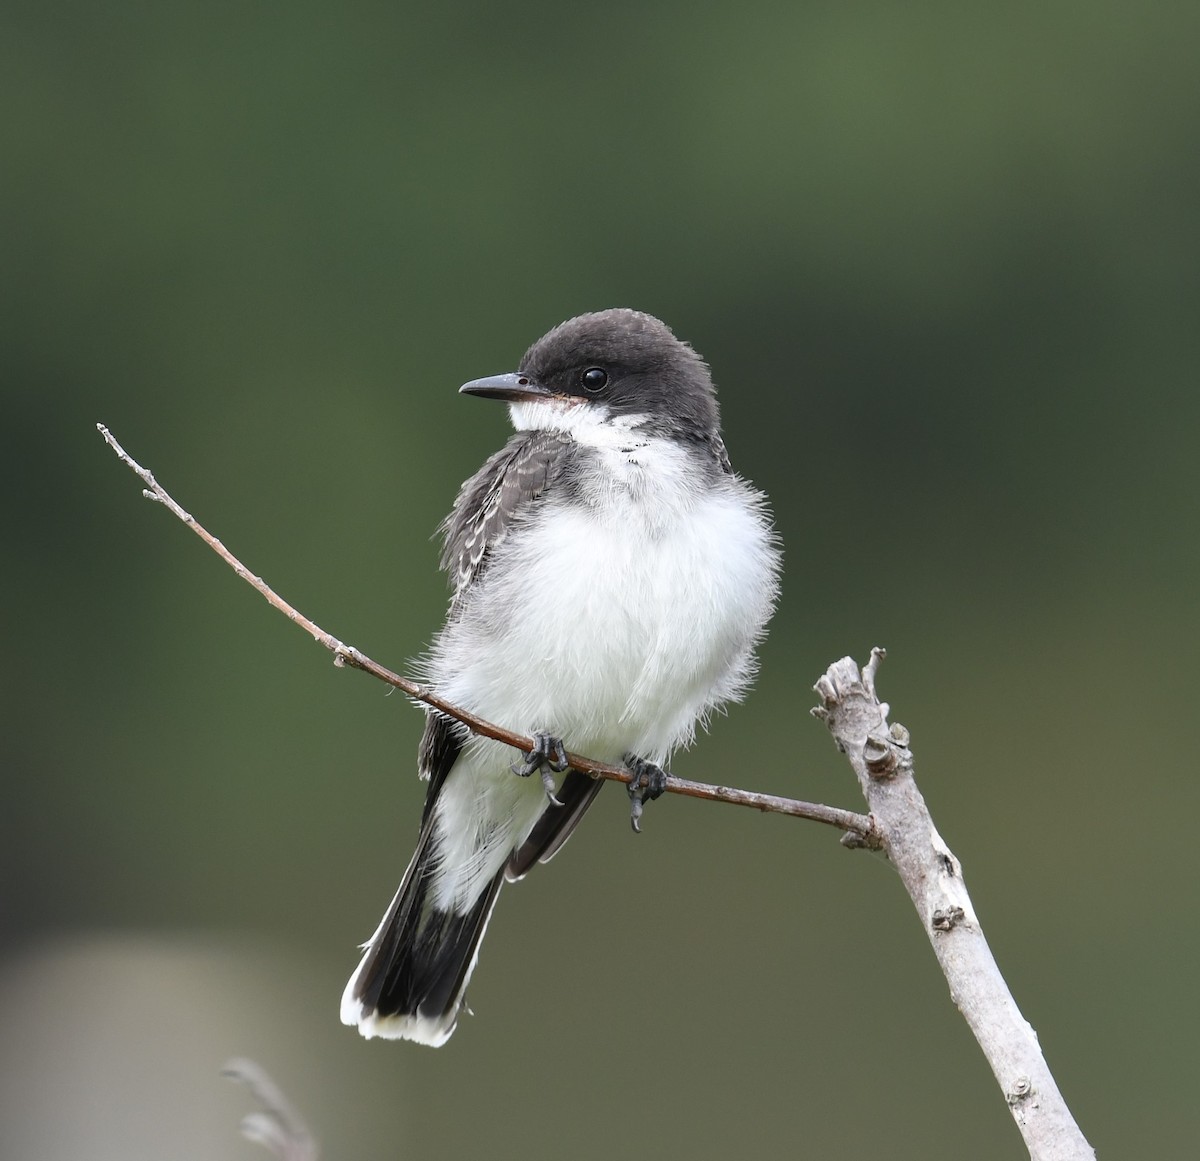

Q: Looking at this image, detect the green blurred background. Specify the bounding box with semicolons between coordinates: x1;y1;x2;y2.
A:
3;2;1198;1157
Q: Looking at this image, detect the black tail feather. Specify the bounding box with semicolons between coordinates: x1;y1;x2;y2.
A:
345;821;505;1043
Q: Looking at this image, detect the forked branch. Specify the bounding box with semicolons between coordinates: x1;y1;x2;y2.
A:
814;652;1094;1161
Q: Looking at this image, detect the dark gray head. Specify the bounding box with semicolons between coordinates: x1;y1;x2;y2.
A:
459;309;721;440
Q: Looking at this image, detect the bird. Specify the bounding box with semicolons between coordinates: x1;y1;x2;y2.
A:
340;308;781;1045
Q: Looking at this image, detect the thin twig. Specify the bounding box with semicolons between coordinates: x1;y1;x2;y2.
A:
97;423;877;843
813;650;1094;1161
222;1058;319;1161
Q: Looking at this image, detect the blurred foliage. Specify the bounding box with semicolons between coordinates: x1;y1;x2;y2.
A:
3;1;1199;1157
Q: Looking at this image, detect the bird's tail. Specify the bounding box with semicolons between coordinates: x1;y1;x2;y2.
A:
340;817;505;1047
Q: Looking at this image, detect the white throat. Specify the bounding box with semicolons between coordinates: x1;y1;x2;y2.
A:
507;398;651;451
509;398;709;539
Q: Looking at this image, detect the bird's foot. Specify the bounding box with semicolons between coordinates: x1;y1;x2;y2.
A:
625;754;668;833
511;732;569;806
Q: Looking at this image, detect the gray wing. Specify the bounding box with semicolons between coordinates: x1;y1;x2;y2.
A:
435;429;603;866
417;711;463;823
419;432;570;799
421;431;572;796
439;430;573;595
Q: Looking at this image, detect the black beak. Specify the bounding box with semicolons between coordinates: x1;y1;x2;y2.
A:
459;372;554;403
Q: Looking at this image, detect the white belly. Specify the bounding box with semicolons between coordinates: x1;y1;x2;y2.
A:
430;453;777;766
423;434;779;912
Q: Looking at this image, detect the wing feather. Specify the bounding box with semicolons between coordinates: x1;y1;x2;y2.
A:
439;430;573;595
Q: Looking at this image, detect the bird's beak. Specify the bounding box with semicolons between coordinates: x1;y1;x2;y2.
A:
459;372;554;403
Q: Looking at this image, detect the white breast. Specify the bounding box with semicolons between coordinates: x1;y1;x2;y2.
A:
429;428;779;767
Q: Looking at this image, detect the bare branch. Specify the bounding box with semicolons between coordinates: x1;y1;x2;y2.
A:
222;1058;318;1161
97;423;875;842
813;650;1095;1161
103;427;1090;1152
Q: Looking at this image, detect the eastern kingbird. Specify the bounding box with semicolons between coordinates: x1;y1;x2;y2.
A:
341;308;781;1045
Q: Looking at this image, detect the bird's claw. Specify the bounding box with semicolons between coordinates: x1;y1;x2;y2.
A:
511;732;569;805
541;768;564;807
625;754;668;833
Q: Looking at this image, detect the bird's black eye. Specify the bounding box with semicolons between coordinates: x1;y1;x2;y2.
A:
581;367;608;392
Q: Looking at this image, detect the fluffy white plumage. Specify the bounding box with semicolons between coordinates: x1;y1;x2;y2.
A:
343;315;780;1045
431;399;775;884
